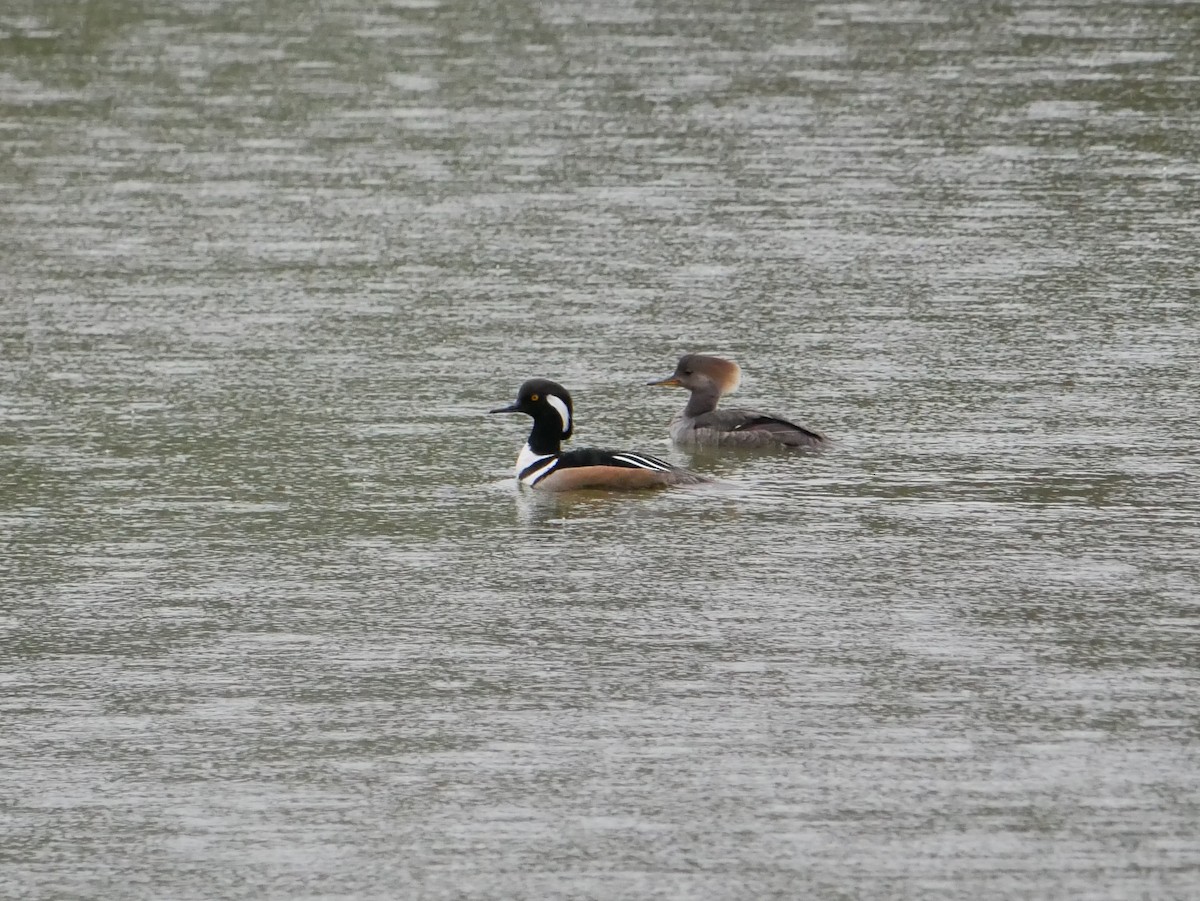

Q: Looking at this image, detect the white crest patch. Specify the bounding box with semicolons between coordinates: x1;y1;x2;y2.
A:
546;394;571;435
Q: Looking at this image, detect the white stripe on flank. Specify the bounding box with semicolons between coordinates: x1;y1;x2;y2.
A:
521;457;559;486
611;453;671;471
516;443;553;479
546;395;571;435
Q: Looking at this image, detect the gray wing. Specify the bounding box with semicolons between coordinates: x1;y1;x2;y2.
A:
693;407;829;449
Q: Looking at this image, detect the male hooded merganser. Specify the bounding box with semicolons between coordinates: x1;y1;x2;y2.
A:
648;354;828;450
490;378;708;491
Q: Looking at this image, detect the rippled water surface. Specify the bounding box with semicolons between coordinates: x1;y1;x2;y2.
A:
3;1;1199;898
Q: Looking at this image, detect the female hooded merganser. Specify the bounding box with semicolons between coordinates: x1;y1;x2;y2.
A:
490;378;708;491
648;354;829;450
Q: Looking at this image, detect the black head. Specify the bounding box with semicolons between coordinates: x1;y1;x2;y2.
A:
489;378;574;446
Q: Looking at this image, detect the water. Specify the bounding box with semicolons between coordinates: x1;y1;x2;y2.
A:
3;1;1199;898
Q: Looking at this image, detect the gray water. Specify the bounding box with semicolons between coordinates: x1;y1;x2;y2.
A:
3;1;1199;898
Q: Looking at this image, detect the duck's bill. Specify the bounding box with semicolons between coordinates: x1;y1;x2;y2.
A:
646;376;682;387
488;402;521;414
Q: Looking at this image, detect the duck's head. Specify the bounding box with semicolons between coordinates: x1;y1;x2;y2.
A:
489;378;574;441
648;354;742;397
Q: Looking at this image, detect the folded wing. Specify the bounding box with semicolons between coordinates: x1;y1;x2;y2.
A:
695;408;828;449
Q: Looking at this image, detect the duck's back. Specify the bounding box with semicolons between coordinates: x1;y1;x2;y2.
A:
671;408;828;450
533;447;709;490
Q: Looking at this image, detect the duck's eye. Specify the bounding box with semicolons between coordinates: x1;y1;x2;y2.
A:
530;393;540;402
683;370;692;376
